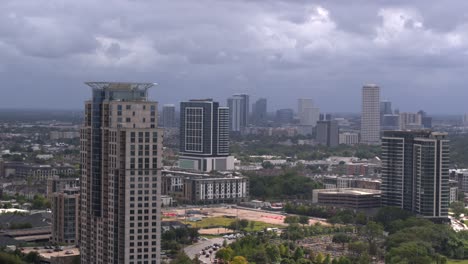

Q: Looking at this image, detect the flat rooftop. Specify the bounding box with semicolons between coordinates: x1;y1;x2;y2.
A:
315;188;381;195
21;246;80;259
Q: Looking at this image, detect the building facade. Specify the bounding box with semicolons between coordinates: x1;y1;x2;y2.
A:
162;170;249;205
381;131;450;218
361;84;380;144
227;94;249;132
51;188;80;245
251;98;267;125
179;99;232;172
298;98;319;127
316;120;339;147
312;188;381;209
80;82;163;264
162;104;176;128
339;132;359;145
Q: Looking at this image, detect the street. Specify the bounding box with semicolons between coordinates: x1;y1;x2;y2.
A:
184;237;227;263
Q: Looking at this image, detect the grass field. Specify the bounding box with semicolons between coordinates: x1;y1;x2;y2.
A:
448;260;468;264
183;216;283;232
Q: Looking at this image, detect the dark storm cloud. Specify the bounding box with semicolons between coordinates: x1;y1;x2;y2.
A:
0;0;468;113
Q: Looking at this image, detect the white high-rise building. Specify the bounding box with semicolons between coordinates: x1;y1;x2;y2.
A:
298;98;319;126
361;84;381;144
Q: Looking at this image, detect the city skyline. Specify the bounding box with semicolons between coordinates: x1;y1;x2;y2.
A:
1;1;468;113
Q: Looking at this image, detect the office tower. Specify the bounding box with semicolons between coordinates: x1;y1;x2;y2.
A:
179;99;233;172
382;114;400;131
399;112;422;130
319;113;332;121
298;98;320;126
418;110;432;129
227;94;249;132
162;104;176;128
380;100;392;126
361;84;380;144
380;101;392;115
51;187;80;245
381;131;449;218
80;82;163;264
251;98;267;125
316;120;339;147
275;109;294;124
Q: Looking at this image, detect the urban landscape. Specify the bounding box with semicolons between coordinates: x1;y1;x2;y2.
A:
2;1;468;264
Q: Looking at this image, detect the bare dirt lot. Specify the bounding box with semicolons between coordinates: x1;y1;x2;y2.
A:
164;206;328;227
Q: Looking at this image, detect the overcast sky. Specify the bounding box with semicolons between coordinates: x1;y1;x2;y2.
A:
1;0;468;113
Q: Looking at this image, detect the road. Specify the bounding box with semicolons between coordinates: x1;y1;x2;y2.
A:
184;237;226;263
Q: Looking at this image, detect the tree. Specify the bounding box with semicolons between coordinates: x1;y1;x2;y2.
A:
385;241;434;264
249;221;255;230
284;216;299;224
375;207;412;230
360;221;383;256
170;252;192;264
298;216;309;226
293;247;304;260
265;245;281;263
332;233;351;249
450;201;467;218
0;252;21;264
231;256;248;264
24;251;41;264
216;248;234;262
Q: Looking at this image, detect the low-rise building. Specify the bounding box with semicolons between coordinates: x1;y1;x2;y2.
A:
312;188;381;209
3;162;76;181
162;170;249;205
339;132;359;145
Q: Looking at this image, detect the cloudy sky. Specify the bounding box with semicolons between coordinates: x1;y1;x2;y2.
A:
1;0;468;113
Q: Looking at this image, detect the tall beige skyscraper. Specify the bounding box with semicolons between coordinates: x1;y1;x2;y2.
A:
361;84;381;144
80;82;163;264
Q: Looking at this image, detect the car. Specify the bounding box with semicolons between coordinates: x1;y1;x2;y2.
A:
65;250;74;255
47;250;53;253
205;254;210;258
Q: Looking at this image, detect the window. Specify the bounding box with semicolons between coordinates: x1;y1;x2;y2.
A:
126;105;132;110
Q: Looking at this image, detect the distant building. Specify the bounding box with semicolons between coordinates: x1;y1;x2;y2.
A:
162;104;176;128
251;98;267;125
312;188;381;209
47;176;80;200
449;180;459;203
316;120;339;147
319;113;332;121
162;170;249;205
49;131;80;140
179;99;233;172
361;84;380;144
381;131;450;218
339;132;359;145
463;114;468;126
382;114;400;131
380;100;392;126
275;109;294;124
418;110;432;129
51;188;80;245
298;98;319;127
399;112;422;130
3;163;76;181
227;94;249;132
